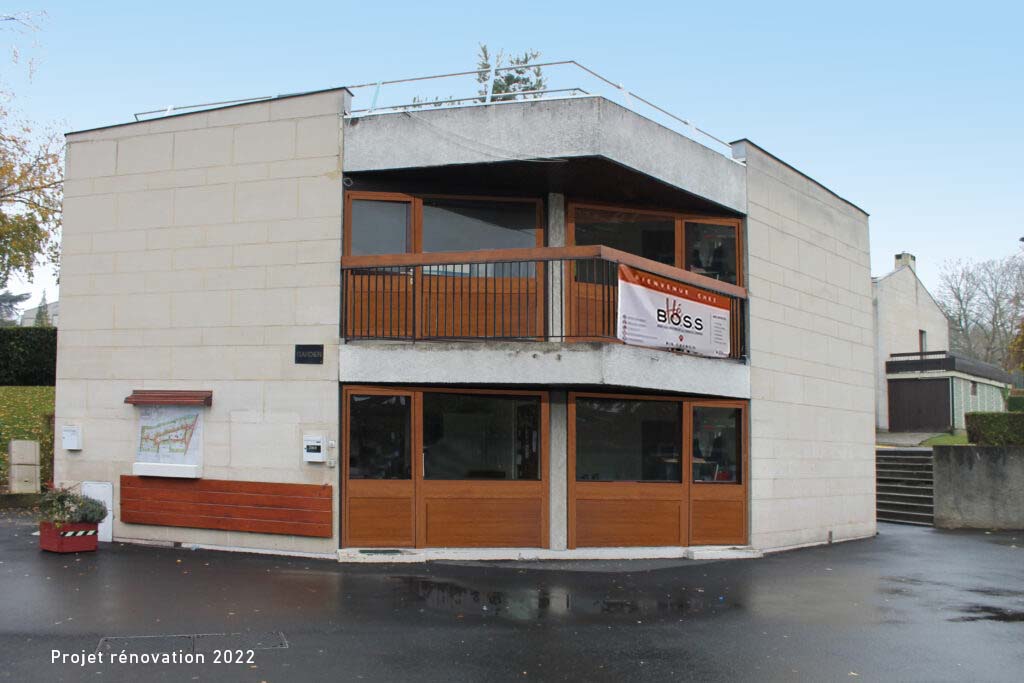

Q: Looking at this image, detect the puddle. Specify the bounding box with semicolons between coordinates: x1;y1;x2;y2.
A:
950;606;1024;623
390;576;736;621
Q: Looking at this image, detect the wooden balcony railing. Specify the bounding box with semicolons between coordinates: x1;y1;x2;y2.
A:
341;246;747;359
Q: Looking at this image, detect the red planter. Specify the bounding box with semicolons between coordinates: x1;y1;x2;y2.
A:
39;521;99;553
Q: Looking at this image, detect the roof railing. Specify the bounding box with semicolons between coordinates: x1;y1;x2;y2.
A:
132;60;738;161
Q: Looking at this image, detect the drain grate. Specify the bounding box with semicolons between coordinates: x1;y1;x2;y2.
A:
96;631;288;656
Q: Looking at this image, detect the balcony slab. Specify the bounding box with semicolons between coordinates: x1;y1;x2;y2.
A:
338;340;750;398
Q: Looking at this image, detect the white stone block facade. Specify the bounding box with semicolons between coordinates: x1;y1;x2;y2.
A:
733;141;876;551
56;90;348;555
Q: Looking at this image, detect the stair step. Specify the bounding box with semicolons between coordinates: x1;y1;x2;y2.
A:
877;501;933;514
878;483;933;491
876;493;933;505
878;516;933;527
877;457;932;464
876;462;932;471
877;469;933;479
877;508;934;526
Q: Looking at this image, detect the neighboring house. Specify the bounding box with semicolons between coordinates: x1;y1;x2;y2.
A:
872;253;949;430
873;253;1010;432
885;353;1011;432
19;300;59;327
54;68;876;559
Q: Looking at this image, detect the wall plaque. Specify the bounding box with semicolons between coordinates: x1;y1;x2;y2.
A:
295;344;325;365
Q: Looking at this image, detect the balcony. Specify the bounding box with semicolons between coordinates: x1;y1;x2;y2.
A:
341;245;746;359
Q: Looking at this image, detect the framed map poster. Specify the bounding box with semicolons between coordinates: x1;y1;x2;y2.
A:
132;405;204;478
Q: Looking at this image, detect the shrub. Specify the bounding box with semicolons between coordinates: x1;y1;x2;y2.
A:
1007;395;1024;412
39;487;108;525
965;412;1024;446
0;327;57;386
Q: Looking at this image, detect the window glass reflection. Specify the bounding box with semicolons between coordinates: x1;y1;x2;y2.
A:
685;222;738;284
575;398;682;482
350;200;409;255
349;394;411;479
422;199;537;253
574;208;676;266
423;393;540;480
692;406;741;483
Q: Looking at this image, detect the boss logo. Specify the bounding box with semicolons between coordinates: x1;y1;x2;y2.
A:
656;298;704;331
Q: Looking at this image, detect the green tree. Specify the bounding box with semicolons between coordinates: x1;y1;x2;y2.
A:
476;45;546;102
0;289;29;324
0;12;63;288
33;290;50;327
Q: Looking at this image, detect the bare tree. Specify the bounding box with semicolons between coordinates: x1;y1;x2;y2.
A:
936;255;1024;370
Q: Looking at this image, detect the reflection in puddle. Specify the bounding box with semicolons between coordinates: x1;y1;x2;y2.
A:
390;577;735;621
950;605;1024;623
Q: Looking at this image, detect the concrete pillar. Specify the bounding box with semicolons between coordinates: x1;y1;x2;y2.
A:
8;440;40;494
548;390;568;550
547;193;566;339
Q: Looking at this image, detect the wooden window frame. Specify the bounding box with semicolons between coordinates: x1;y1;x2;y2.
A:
342;385;550;549
343;191;545;257
567;391;749;548
566;200;744;287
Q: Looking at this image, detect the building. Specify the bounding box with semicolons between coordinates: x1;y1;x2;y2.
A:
884;353;1010;432
54;67;876;559
873;253;1010;432
19;300;59;327
872;253;949;431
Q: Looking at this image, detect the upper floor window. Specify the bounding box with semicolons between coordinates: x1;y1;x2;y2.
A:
572;208;676;266
345;192;543;256
568;203;742;285
422;198;539;252
349;199;411;255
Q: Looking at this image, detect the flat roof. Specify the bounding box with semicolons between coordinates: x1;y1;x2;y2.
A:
65;86;353;137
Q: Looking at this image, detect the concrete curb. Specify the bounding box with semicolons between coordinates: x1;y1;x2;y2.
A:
337;546;764;563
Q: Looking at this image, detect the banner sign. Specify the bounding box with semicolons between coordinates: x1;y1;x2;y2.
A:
617;265;731;357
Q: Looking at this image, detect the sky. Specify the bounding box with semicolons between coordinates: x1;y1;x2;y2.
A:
3;0;1022;313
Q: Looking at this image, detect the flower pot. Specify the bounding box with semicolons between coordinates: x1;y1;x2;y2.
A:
39;521;99;553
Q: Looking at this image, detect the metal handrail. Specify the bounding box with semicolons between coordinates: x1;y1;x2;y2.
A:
131;60;738;160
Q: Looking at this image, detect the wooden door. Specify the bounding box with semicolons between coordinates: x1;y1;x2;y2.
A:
568;393;689;548
688;401;748;545
343;388;418;547
343;386;549;549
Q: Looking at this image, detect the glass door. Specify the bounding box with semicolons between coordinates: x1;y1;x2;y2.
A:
343;388;417;547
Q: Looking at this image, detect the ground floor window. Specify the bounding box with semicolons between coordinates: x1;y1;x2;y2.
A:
575;397;682;482
569;393;748;548
423;392;541;480
692;406;742;483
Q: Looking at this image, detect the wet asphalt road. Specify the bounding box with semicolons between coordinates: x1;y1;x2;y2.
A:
1;510;1022;682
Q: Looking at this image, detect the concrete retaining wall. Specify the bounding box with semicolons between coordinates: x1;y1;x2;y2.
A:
933;446;1024;529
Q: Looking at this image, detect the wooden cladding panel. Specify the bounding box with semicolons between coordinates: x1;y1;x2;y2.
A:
424;498;543;548
119;476;332;538
124;390;213;406
690;500;745;545
575;499;682;547
347;498;415;547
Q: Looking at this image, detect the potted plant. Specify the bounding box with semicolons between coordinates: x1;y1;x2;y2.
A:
38;487;108;553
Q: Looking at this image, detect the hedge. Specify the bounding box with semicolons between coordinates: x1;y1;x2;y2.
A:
0;327;57;386
1007;395;1024;412
965;412;1024;447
